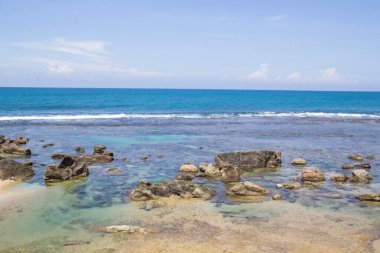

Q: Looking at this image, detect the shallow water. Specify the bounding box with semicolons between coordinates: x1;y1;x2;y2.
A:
1;116;380;252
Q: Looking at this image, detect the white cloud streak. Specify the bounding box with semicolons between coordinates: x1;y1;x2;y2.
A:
47;62;74;74
244;64;269;81
320;67;340;82
287;72;301;82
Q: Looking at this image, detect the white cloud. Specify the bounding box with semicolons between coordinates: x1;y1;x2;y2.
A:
245;64;269;81
320;67;340;82
18;38;108;59
268;15;288;22
47;62;74;74
287;72;301;82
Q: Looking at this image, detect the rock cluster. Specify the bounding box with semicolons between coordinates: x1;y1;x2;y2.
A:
0;157;35;180
0;135;31;156
45;156;89;181
129;180;215;201
51;145;114;164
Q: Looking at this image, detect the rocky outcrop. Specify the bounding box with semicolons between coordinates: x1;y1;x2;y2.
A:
215;150;281;170
179;163;198;173
301;168;325;182
45;156;89;181
226;181;270;196
355;194;380;202
350;169;372;183
197;162;240;181
291;158;307;165
0;158;35;180
330;174;349;182
129;180;215;201
0;142;31;156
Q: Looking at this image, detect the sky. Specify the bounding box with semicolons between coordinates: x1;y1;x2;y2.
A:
0;0;380;90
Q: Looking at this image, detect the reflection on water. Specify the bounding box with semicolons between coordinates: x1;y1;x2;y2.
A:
0;117;380;252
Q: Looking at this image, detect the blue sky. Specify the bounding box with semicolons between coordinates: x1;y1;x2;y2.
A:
1;0;380;90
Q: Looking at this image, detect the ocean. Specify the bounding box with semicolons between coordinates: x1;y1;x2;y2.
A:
0;88;380;252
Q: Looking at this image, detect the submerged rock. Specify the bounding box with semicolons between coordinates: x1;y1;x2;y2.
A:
330;174;349;182
301;168;325;182
45;156;89;181
141;156;149;161
221;165;240;181
179;163;198;173
355;194;380;202
215;150;281;170
0;158;35;180
76;154;114;163
106;168;124;174
282;182;302;190
15;137;29;145
350;169;372;183
0;135;5;144
353;163;371;169
291;158;307;166
51;154;68;160
272;194;282;200
348;154;363;161
42;143;54;148
227;181;270;196
341;164;354;170
129;180;215;201
103;225;147;234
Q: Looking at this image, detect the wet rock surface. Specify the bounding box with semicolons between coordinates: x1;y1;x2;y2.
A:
301;168;325;182
341;164;354;170
103;225;147;234
215;150;281;170
0;158;35;180
226;181;270;196
45;156;89;181
350;169;372;183
175;173;195;181
129;180;215;201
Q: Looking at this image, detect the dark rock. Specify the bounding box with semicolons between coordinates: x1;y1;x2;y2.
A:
355;193;380;202
366;155;376;160
0;158;35;180
15;137;29;145
141;156;149;161
42;143;55;148
51;154;68;160
353;163;371;169
215;150;281;171
45;156;89;181
75;147;85;153
220;166;240;182
93;145;106;154
301;168;325;182
226;181;270;196
330;174;349;182
22;161;33;167
350;169;372;183
0;135;5;144
341;164;354;170
175;173;195;181
76;154;114;163
129;180;215;201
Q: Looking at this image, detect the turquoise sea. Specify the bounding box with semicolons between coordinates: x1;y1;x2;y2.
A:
0;88;380;252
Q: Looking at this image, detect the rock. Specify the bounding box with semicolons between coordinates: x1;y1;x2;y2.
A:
103;225;146;234
51;154;68;160
198;162;208;172
94;145;106;154
175;173;195;181
354;163;371;169
106;168;123;174
42;143;54;148
157;154;164;159
276;184;283;188
272;194;282;200
0;135;5;144
203;163;221;177
291;158;307;165
348;154;363;161
220;166;240;182
330;174;349;182
355;193;380;202
129;180;215;201
292;176;299;181
301;168;325;182
0;158;35;180
141;156;149;161
215;150;281;170
45;156;89;181
102;151;114;157
77;154;114;163
22;161;33;167
350;169;372;183
179;163;198;173
138;200;166;211
15;137;29;145
366;155;376;160
0;143;31;156
341;164;354;170
282;182;302;190
226;181;270;196
75;147;85;153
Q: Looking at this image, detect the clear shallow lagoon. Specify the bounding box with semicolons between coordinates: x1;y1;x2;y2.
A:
0;88;380;252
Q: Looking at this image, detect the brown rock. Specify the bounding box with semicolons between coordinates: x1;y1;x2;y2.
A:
350;169;372;183
221;166;240;181
227;181;270;196
45;156;88;181
348;154;363;161
291;158;307;165
15;137;29;145
355;193;380;202
353;163;371;169
179;163;198;173
342;164;354;170
282;182;302;190
75;147;85;153
301;168;325;182
0;158;35;180
0;143;31;156
175;173;195;181
330;174;349;182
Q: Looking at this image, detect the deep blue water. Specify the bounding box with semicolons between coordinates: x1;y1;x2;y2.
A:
0;88;380;119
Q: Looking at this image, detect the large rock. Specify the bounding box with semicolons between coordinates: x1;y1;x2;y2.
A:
129;180;215;201
0;158;35;180
301;168;325;182
215;150;281;171
355;194;380;202
226;181;270;196
45;156;89;181
0;143;31;156
350;169;372;183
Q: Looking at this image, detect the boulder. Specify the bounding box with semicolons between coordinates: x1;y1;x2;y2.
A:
282;182;302;190
348;154;363;161
341;164;354;170
75;147;85;153
301;168;325;182
0;158;35;180
227;181;270;196
330;174;349;182
291;158;307;165
15;137;29;145
0;143;31;156
175;173;195;181
93;145;106;154
129;180;215;201
179;163;198;173
350;169;372;183
45;156;89;181
215;150;281;170
355;194;380;202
